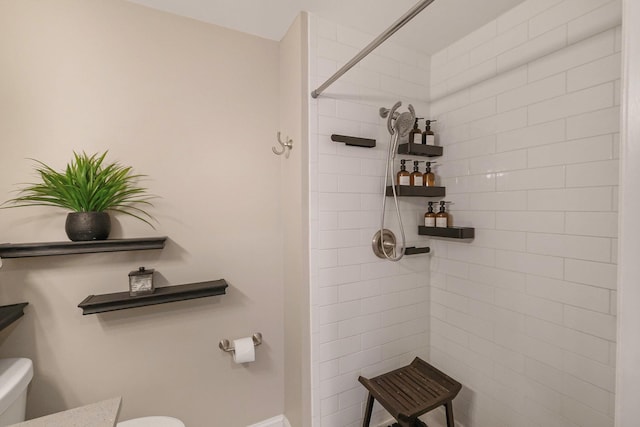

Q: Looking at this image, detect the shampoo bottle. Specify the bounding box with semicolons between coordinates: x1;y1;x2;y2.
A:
410;161;424;186
422;120;437;145
424;201;436;227
424;161;436;187
409;118;423;145
436;201;449;228
397;159;410;186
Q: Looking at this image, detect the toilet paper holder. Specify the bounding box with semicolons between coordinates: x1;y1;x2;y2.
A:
219;333;262;353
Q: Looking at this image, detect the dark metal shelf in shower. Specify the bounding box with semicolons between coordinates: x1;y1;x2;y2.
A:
404;246;430;255
0;303;28;332
397;141;443;157
385;185;445;197
331;134;376;148
418;226;475;239
78;280;228;315
0;237;167;258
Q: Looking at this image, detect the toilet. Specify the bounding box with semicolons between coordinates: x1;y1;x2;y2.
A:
0;358;33;426
0;357;184;427
118;416;185;426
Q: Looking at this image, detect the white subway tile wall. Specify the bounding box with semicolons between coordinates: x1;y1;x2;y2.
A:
429;1;620;426
309;0;620;425
309;15;432;427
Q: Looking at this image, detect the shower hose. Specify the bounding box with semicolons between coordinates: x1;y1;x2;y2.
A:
379;102;415;262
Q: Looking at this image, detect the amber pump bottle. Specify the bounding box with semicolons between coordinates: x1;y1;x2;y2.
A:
424;161;437;187
436;201;449;228
397;159;410;186
409;118;423;145
410;161;424;186
424;202;436;227
422;120;437;145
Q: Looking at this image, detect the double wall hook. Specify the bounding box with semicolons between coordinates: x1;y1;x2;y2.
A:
273;132;293;159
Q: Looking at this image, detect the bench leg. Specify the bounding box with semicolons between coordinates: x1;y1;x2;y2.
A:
362;393;375;427
444;401;454;427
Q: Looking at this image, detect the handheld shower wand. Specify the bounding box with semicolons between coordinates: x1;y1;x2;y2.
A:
373;101;415;262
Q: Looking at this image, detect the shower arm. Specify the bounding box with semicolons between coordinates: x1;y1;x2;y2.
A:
310;0;436;99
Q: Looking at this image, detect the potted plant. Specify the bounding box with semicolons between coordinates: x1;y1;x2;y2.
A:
2;151;156;241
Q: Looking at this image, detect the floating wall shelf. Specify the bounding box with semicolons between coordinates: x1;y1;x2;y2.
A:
78;280;228;315
0;303;28;332
418;226;475;239
386;186;445;197
0;237;167;259
331;134;376;148
405;246;431;255
397;142;443;157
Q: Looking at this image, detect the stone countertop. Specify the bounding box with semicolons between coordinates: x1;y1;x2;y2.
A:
10;397;121;427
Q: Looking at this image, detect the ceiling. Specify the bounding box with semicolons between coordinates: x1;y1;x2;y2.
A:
125;0;527;55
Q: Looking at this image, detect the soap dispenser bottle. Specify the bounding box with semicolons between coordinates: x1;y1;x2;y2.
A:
436;201;449;228
424;201;436;227
424;161;437;187
410;161;424;186
397;159;410;186
409;118;423;145
422;120;437;145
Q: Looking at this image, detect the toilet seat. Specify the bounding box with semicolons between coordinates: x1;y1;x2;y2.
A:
117;416;185;426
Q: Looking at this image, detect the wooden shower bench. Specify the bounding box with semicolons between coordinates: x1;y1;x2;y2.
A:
358;357;461;427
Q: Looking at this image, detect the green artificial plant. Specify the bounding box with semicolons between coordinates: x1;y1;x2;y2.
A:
2;151;156;227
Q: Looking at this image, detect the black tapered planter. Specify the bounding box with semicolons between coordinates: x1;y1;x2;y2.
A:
65;212;111;241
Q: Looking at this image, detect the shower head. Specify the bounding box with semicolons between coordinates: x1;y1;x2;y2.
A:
382;102;415;137
393;104;415;137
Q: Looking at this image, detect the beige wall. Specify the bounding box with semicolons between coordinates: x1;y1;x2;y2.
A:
0;1;284;425
279;13;311;427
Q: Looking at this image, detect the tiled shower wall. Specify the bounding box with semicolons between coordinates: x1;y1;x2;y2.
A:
428;0;621;426
308;15;432;427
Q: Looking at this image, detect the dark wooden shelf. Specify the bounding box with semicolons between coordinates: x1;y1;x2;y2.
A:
397;142;443;157
331;134;376;148
78;280;228;315
0;237;167;258
418;226;475;239
405;246;431;255
386;186;445;197
0;303;28;331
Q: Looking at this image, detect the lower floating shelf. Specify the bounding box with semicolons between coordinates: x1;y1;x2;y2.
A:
418;226;475;239
0;303;28;332
78;280;228;315
405;246;431;255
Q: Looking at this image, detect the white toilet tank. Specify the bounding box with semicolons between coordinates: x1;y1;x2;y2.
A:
0;358;33;426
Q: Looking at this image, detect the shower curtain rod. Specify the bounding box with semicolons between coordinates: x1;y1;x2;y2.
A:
310;0;436;99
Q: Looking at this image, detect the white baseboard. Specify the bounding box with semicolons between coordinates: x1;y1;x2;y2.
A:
247;414;291;427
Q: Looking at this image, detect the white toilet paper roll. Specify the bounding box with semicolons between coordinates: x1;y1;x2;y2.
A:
232;337;255;363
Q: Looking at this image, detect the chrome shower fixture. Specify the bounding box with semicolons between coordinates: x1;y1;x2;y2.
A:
380;102;416;156
374;101;415;262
